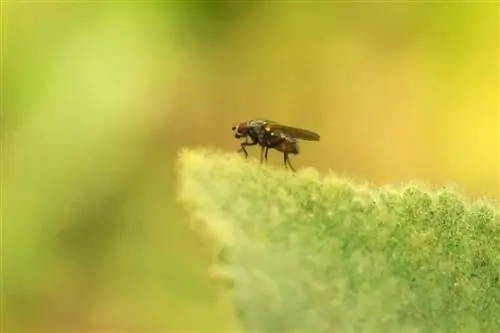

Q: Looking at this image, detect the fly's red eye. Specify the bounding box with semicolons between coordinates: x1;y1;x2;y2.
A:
236;124;246;134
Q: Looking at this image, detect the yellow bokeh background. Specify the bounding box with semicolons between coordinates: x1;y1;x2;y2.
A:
2;2;498;331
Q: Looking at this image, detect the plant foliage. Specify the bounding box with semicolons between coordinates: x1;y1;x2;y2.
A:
178;148;500;333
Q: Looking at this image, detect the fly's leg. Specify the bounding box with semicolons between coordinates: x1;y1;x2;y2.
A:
284;153;296;172
238;140;257;159
264;147;269;165
238;143;248;159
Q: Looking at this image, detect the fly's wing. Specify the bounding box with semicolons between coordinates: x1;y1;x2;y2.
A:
264;121;320;141
265;127;293;143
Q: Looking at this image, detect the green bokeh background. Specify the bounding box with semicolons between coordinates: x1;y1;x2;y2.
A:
2;2;498;331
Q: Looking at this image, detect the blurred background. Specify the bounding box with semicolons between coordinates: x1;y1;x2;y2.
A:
2;1;498;331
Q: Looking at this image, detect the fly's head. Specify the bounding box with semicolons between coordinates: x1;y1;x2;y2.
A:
232;122;249;139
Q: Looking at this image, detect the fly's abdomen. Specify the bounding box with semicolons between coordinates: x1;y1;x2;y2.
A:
275;138;299;155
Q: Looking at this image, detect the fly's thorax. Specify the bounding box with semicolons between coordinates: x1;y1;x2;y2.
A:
247;126;266;145
247;119;268;127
